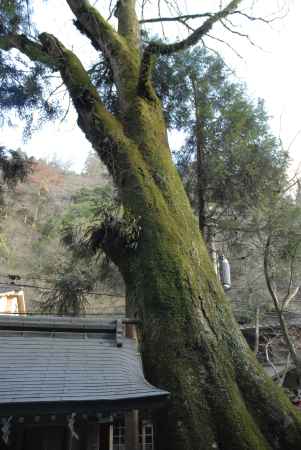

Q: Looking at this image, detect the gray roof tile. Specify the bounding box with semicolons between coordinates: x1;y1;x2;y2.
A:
0;316;168;414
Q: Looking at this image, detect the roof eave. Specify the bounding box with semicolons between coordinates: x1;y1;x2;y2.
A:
0;394;170;417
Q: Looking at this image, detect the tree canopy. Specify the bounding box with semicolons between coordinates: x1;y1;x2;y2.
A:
154;47;288;237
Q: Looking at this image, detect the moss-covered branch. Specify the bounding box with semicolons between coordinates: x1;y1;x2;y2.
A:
0;29;138;179
65;0;140;101
66;0;124;54
86;215;141;276
36;32;135;164
116;0;140;51
0;33;55;67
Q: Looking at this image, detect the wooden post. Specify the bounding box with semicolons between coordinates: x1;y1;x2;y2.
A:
109;424;113;450
17;291;26;314
123;323;140;450
67;429;73;450
125;324;139;450
116;319;124;347
125;410;139;450
125;322;138;341
86;424;99;450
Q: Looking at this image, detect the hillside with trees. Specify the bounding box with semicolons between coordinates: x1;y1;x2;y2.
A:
0;152;125;314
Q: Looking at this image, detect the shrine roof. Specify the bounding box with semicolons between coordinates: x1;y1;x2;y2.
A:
0;315;168;415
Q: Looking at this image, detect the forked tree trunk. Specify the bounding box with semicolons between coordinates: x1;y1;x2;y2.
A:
2;1;301;448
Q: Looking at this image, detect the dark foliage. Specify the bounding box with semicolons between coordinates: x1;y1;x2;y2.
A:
154;47;288;220
0;1;61;134
0;145;33;185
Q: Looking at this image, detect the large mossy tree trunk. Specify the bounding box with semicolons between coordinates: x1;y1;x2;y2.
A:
2;1;301;448
115;101;301;450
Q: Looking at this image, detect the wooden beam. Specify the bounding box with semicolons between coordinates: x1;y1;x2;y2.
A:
17;291;26;314
0;315;116;333
116;319;123;347
125;322;138;341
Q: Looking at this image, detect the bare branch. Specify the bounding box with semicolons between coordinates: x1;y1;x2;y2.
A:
282;286;300;311
264;234;280;309
278;352;292;386
116;0;140;50
206;33;243;59
287;254;296;298
220;18;263;50
144;0;243;56
265;340;280;380
140;12;213;24
139;8;283;26
232;10;288;25
264;234;301;377
138;0;242;98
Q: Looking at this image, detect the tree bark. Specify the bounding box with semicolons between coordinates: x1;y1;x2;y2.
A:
118;129;301;448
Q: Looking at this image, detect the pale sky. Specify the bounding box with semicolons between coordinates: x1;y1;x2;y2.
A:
1;0;301;174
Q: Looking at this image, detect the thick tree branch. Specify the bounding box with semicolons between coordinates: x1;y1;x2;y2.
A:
0;31;112;129
0;33;54;67
116;0;140;51
35;32;132;168
87;216;139;275
66;0;125;54
0;29;163;217
65;0;140;100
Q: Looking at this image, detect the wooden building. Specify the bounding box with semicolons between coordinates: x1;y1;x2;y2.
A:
0;286;26;315
0;315;168;450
